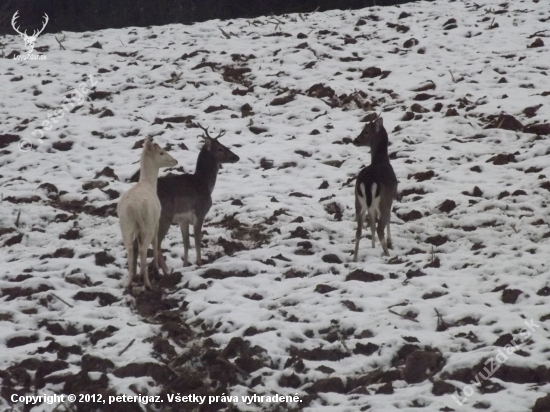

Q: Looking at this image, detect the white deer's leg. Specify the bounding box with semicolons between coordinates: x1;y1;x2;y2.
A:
140;233;153;289
152;225;160;275
132;239;138;279
122;233;136;289
180;223;190;266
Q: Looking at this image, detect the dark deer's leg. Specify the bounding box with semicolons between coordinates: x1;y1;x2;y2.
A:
180;222;190;266
353;209;364;263
369;209;377;249
377;211;390;256
386;223;393;250
156;216;171;276
194;221;204;266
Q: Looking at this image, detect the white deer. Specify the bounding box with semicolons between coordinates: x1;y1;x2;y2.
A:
12;11;49;54
118;138;178;290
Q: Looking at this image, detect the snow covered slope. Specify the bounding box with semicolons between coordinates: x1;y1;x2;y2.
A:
1;0;549;411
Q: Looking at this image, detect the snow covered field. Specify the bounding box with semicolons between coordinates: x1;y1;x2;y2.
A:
1;0;549;411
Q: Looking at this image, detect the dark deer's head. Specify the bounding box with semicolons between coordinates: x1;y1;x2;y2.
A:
353;115;385;148
353;114;390;164
196;123;240;165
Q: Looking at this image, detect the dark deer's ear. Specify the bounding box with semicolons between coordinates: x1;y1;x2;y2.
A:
203;137;212;149
374;117;383;132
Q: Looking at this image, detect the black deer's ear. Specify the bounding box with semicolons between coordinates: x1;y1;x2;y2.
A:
203;138;212;149
375;117;383;132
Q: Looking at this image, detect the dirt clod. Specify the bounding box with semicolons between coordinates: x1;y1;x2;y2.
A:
502;289;522;304
402;350;444;383
347;270;384;282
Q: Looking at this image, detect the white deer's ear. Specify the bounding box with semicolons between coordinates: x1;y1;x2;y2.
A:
144;138;153;150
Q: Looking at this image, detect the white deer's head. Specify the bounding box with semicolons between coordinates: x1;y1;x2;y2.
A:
12;11;49;54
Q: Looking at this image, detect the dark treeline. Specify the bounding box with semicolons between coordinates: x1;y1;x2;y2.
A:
1;0;419;35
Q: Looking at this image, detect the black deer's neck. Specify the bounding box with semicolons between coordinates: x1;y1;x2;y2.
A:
370;128;390;164
194;148;219;194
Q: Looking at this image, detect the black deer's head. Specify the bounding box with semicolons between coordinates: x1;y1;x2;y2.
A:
197;123;239;165
353;116;385;148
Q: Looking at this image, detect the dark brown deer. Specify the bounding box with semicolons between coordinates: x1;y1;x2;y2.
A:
155;123;240;272
353;116;398;262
